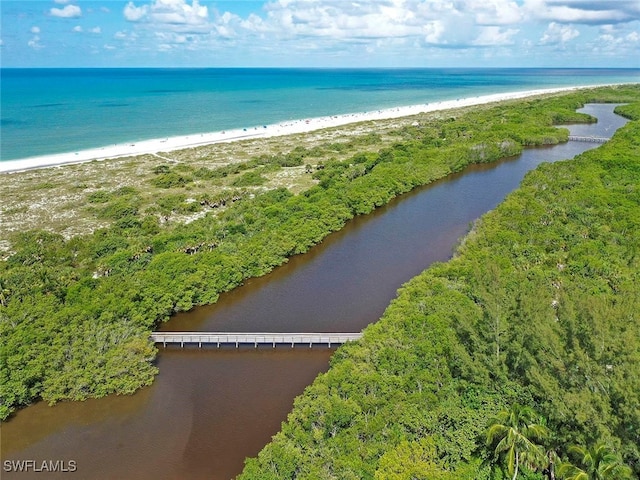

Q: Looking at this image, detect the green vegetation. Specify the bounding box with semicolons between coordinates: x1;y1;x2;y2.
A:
1;83;639;460
232;170;269;187
238;92;640;478
559;443;633;480
486;404;549;480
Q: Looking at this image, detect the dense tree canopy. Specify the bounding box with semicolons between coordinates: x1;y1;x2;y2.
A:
239;92;640;478
1;84;639;471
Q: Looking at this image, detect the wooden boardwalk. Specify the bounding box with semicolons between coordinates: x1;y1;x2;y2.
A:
568;135;609;143
151;332;363;348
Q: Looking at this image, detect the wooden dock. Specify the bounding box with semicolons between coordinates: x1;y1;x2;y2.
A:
568;135;609;143
151;332;363;348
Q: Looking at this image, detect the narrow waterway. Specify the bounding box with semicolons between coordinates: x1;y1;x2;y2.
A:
1;105;627;480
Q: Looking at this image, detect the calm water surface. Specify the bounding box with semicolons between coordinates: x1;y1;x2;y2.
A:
0;105;626;479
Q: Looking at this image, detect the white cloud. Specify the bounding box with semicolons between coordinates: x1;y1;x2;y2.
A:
261;0;430;40
212;11;242;39
465;0;524;26
31;26;41;34
627;31;640;43
472;27;520;46
239;13;268;33
124;2;148;22
539;22;580;44
104;44;117;50
423;20;446;45
257;0;525;47
111;0;630;59
124;0;209;31
599;24;616;35
524;0;640;25
50;4;82;19
592;27;640;55
73;0;635;65
28;35;43;49
113;30;139;45
73;26;101;34
598;23;640;40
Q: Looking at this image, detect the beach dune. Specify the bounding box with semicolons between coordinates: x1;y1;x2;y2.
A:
0;86;601;174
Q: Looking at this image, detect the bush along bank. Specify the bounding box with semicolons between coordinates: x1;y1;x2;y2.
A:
1;86;639;421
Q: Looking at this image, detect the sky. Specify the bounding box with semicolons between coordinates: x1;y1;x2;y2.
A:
1;0;639;68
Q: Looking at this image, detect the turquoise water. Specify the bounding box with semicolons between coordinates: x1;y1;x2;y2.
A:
1;68;639;161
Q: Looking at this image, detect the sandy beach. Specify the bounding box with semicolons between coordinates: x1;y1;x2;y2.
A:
0;85;603;174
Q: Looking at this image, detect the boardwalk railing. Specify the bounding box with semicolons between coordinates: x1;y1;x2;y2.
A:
151;332;363;348
568;135;609;143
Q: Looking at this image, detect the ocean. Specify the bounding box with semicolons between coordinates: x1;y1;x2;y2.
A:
1;68;639;162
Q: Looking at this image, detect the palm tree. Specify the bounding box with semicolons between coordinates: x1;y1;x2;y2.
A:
558;443;632;480
544;448;560;480
486;403;550;480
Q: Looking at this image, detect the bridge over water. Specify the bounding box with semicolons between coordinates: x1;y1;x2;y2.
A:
151;332;363;348
568;135;609;143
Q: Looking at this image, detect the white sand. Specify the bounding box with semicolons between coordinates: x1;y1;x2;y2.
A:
0;85;606;174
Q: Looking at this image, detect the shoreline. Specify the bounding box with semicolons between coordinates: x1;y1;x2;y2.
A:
0;85;615;174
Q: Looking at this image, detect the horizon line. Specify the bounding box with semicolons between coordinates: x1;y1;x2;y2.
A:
3;66;640;70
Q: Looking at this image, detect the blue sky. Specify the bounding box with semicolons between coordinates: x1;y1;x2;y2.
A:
1;0;639;67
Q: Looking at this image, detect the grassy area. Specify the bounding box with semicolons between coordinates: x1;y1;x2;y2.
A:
1;117;411;249
1;91;577;253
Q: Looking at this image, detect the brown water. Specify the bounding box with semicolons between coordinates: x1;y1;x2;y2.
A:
1;105;626;480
